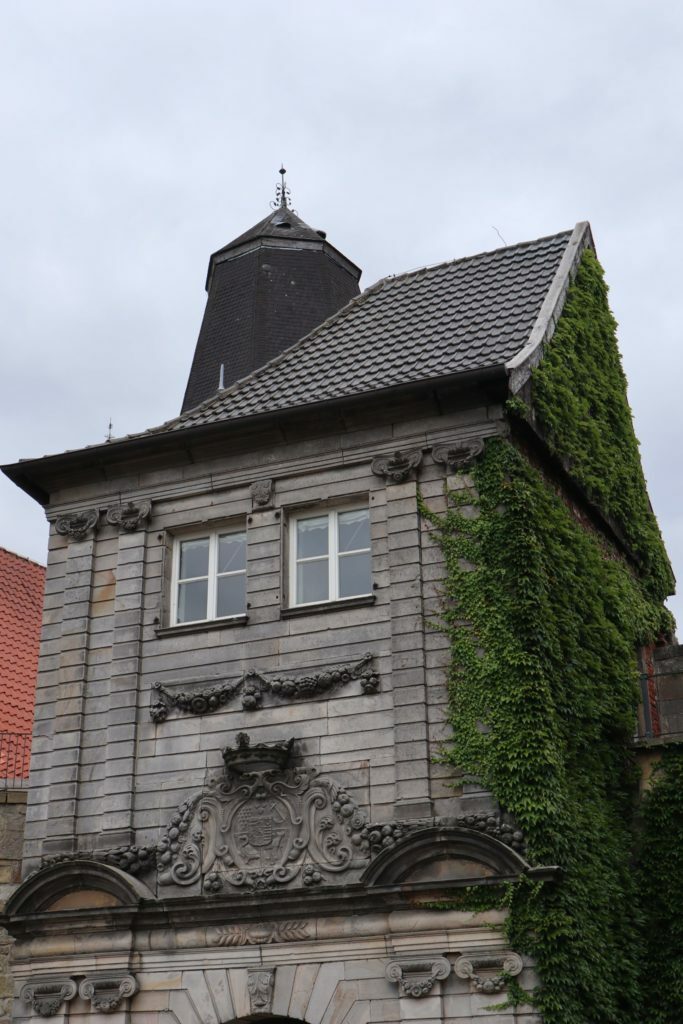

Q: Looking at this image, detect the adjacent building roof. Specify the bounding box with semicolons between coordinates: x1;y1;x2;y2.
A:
0;548;44;779
165;226;578;433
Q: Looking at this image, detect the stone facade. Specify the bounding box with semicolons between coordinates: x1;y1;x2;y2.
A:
0;791;27;1024
3;395;547;1024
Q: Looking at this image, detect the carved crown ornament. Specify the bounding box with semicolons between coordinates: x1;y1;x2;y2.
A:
371;448;423;484
106;499;152;532
385;956;451;998
21;978;78;1017
150;652;380;722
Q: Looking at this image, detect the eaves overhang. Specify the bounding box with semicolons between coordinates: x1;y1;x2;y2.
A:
1;364;509;506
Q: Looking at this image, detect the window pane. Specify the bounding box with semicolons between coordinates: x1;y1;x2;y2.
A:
216;573;246;617
338;508;370;552
297;559;329;604
177;579;208;622
179;537;209;580
218;532;246;573
339;551;372;598
297;516;329;559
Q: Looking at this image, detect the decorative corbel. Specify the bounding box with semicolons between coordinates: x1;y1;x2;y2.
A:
250;478;274;509
431;438;484;471
54;509;99;541
454;951;523;994
78;975;138;1013
385;956;451;997
106;499;152;532
21;978;77;1017
371;449;422;484
247;968;275;1013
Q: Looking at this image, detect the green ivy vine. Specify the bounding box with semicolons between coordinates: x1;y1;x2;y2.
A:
419;249;675;1022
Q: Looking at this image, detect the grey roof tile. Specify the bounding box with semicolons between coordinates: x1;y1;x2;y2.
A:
152;228;572;434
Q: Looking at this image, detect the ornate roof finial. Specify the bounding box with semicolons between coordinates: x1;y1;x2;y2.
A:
271;165;292;210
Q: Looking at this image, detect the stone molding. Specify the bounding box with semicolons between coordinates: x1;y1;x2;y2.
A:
54;509;99;540
106;499;152;532
431;438;485;471
209;920;310;945
385;956;451;997
78;975;138;1013
20;978;77;1017
454;950;523;994
371;449;422;483
250;478;273;508
247;968;275;1013
150;652;379;722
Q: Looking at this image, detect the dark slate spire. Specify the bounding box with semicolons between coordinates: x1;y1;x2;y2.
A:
181;172;362;414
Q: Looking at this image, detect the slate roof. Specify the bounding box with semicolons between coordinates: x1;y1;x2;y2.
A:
0;548;44;779
164;228;574;433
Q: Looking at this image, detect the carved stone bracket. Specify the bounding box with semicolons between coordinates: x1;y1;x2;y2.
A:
431;438;484;471
54;509;99;541
250;478;273;509
371;449;422;483
150;652;380;722
21;978;77;1017
209;920;310;945
247;969;275;1013
106;499;152;532
78;975;138;1013
385;956;451;997
454;951;523;994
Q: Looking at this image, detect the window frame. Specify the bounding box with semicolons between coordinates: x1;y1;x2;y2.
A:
288;505;372;608
170;525;247;626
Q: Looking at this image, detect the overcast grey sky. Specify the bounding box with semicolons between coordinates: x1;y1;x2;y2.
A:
1;0;682;620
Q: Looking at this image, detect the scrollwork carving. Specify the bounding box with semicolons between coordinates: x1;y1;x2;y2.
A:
21;979;77;1017
385;957;451;997
431;439;485;471
371;449;422;483
157;735;372;893
78;975;138;1013
150;652;379;722
54;509;99;541
106;499;152;532
454;951;523;994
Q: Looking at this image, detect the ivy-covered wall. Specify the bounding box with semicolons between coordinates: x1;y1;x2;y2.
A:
421;249;677;1023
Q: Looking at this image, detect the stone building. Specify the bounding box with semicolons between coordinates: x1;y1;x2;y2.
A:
2;181;679;1024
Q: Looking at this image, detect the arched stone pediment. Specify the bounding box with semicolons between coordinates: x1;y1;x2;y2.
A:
5;858;155;915
361;824;531;886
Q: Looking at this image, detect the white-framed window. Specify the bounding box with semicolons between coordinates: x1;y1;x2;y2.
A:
171;528;246;624
289;506;371;606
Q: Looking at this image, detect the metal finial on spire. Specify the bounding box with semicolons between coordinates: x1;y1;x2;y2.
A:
271;165;292;210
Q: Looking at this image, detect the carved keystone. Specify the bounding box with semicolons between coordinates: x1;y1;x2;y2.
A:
54;509;99;540
21;979;77;1017
454;951;523;994
371;449;422;484
106;499;152;532
78;975;138;1013
247;968;275;1013
385;956;451;997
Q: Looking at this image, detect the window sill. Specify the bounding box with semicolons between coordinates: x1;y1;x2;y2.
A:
280;594;376;619
155;615;248;638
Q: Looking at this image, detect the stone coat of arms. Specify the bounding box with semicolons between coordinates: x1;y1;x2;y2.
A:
157;734;373;893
